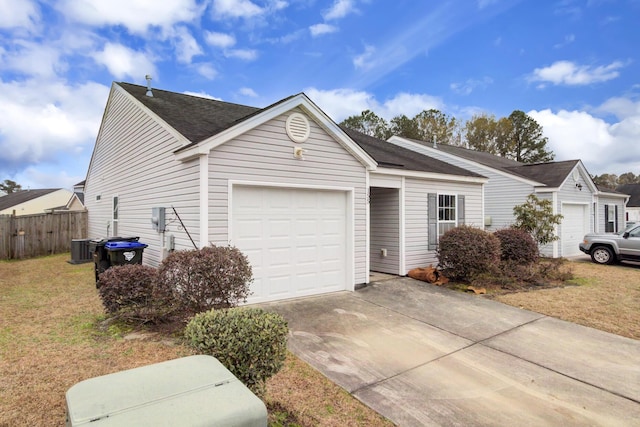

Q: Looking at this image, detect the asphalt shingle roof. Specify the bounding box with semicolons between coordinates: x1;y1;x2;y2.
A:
616;184;640;206
0;189;60;211
119;82;483;178
406;139;580;187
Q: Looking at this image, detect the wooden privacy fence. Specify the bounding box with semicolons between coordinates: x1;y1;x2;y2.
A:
0;211;88;260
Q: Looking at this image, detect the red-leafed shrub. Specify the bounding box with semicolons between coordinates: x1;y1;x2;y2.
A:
98;264;172;323
158;245;253;315
494;227;539;264
437;225;501;281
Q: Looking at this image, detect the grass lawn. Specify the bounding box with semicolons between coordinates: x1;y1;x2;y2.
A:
0;254;391;427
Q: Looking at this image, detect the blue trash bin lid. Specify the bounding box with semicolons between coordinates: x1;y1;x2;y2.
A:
104;241;148;250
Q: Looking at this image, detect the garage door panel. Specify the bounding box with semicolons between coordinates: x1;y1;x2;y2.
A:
232;186;348;303
562;204;587;257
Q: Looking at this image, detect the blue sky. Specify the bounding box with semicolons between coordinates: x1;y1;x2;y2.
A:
1;0;639;190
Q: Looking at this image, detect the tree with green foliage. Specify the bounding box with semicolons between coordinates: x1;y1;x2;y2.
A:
414;109;462;146
0;179;22;194
512;194;563;247
340;110;391;139
592;173;619;189
617;172;639;185
389;114;422;140
507;110;554;163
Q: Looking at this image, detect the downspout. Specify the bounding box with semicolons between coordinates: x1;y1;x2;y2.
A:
552;191;559;258
199;154;209;248
365;170;370;284
399;176;406;276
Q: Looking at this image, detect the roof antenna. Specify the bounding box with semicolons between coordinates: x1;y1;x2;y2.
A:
145;75;153;97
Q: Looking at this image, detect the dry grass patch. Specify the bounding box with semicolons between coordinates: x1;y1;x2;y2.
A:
0;254;391;427
494;259;640;340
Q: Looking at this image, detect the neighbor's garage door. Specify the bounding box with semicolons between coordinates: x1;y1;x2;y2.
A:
562;204;587;257
232;186;348;303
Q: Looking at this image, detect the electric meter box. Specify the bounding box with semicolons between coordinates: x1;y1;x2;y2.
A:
65;355;267;426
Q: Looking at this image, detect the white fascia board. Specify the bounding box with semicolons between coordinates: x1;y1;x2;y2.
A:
374;167;487;184
174;94;378;170
388;136;544;187
534;186;559;193
114;83;192;147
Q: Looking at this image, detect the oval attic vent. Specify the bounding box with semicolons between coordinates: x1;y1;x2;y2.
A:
285;113;310;143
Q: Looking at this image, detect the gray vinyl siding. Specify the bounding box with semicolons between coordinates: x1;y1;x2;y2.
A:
84;85;201;266
404;177;483;272
389;139;533;230
370;187;400;274
206;109;368;285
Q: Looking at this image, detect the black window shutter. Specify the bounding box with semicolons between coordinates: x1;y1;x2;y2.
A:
604;204;610;232
428;193;437;250
457;195;465;225
615;205;618;232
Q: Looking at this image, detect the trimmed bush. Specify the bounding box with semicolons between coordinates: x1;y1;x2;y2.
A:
97;264;172;323
437;225;501;281
494;227;539;264
184;307;288;396
158;245;253;315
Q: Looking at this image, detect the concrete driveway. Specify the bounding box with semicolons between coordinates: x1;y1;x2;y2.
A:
262;277;640;426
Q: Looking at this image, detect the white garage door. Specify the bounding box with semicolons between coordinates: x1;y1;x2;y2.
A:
232;186;349;303
562;204;587;257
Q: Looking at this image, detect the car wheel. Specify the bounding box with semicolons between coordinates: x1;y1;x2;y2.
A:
591;246;615;265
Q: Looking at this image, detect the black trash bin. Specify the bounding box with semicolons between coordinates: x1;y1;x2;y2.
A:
105;240;148;267
90;237;140;285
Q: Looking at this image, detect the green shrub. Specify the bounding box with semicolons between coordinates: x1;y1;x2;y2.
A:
437;225;501;281
97;264;173;323
158;245;253;315
185;307;288;396
494;227;539;263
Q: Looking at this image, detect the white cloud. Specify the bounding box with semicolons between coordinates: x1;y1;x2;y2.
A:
323;0;357;20
204;31;236;49
0;0;40;30
353;45;376;70
450;76;494;95
304;88;444;122
196;63;218;80
529;100;640;175
0;40;66;78
309;23;338;37
211;0;263;19
0;79;109;174
92;43;156;79
528;60;625;86
57;0;203;33
172;26;202;63
477;0;499;9
225;49;258;60
553;34;575;49
239;87;258;97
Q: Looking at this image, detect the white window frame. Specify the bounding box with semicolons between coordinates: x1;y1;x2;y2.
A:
438;194;457;237
112;195;119;237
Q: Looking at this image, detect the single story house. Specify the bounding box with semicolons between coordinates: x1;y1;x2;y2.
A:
616;184;640;224
388;136;629;257
84;82;487;303
0;188;77;216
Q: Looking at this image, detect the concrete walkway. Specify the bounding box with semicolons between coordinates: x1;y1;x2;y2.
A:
263;277;640;426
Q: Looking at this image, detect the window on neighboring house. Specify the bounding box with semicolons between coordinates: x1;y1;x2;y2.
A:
438;194;457;237
604;204;617;233
112;196;119;236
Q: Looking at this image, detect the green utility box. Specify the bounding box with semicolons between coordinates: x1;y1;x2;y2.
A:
65;355;267;426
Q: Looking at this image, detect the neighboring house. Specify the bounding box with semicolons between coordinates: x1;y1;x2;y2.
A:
84;82;487;303
616;184;640;224
388;136;628;257
64;180;87;211
0;189;75;216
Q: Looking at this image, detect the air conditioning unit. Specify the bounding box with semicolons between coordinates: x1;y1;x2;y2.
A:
69;239;92;264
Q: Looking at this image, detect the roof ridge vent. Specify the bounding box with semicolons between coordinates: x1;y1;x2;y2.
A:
285;112;310;143
145;75;153;97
